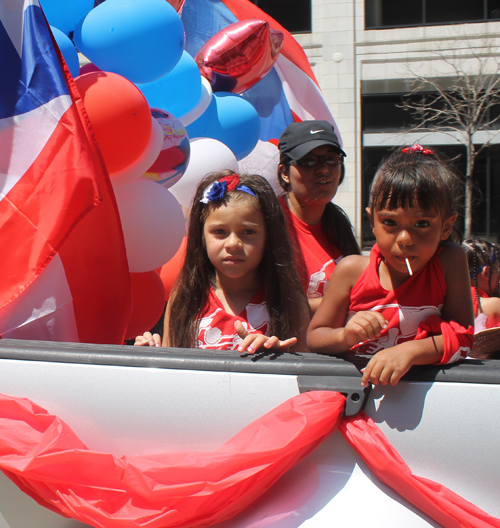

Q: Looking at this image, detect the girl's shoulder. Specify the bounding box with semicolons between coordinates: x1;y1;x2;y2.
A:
481;296;500;319
438;241;468;271
337;253;370;267
334;254;370;285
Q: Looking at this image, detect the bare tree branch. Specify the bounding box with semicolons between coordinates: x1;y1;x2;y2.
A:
396;39;500;237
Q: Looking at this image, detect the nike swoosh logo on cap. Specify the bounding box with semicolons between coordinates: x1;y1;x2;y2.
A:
310;129;324;134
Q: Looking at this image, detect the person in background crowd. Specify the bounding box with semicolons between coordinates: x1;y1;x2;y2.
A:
462;237;500;331
277;120;360;313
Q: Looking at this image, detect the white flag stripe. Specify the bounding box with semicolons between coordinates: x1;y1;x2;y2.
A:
0;254;78;341
275;55;341;143
0;94;72;198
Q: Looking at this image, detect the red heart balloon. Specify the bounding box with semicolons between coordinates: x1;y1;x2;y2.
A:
195;19;283;94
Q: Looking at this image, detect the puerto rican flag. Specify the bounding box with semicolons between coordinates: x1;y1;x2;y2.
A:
181;0;341;143
0;0;130;344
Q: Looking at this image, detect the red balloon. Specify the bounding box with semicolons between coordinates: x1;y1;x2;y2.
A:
75;72;152;174
195;19;283;94
125;271;166;340
159;236;187;300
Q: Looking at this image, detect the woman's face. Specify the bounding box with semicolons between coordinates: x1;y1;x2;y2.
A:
279;145;343;208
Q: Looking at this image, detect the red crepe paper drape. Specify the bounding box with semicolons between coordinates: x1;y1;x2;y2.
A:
0;391;344;528
340;412;500;528
0;391;499;528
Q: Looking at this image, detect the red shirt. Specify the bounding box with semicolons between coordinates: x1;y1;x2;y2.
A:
280;196;342;298
197;289;269;350
348;244;446;355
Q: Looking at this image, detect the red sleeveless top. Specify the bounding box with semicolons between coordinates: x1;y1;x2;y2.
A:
280;196;342;298
197;289;269;350
348;244;446;355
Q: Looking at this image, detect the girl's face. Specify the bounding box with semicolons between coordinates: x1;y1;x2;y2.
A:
368;204;456;278
203;200;266;283
279;145;343;208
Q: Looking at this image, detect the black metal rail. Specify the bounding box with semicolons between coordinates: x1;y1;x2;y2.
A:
0;338;499;384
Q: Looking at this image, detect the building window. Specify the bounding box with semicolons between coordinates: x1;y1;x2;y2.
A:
362;93;500;133
250;0;311;33
362;94;415;132
365;0;500;29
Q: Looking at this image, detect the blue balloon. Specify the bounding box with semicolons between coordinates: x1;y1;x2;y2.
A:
40;0;94;35
186;92;260;160
50;26;80;78
74;0;185;84
136;52;202;121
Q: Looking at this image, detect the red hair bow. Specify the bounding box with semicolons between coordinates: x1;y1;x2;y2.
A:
401;144;434;155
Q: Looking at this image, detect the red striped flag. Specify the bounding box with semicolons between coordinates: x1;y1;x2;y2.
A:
0;0;130;344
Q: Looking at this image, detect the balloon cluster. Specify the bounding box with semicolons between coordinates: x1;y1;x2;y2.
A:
40;0;284;338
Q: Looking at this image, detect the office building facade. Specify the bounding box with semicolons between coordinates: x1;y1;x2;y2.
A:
253;0;500;244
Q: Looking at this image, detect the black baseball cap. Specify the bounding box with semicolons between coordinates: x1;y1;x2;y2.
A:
278;120;346;161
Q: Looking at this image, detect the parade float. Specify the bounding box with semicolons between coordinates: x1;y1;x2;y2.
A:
0;339;499;528
0;0;499;527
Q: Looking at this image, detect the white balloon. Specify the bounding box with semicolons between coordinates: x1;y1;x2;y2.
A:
108;117;164;188
114;179;185;272
178;76;213;127
238;140;282;196
169;137;238;208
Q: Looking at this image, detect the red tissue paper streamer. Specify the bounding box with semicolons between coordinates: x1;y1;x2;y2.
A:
0;391;344;528
0;390;499;528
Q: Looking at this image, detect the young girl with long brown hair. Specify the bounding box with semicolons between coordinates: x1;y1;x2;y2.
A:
137;171;310;352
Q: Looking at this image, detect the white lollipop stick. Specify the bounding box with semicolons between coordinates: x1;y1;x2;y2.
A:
405;258;413;276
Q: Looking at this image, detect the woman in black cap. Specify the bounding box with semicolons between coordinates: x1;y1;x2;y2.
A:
278;120;360;313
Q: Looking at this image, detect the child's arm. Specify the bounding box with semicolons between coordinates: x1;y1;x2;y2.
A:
440;242;475;329
360;337;443;387
480;297;500;326
308;297;322;314
307;255;388;353
361;243;475;387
